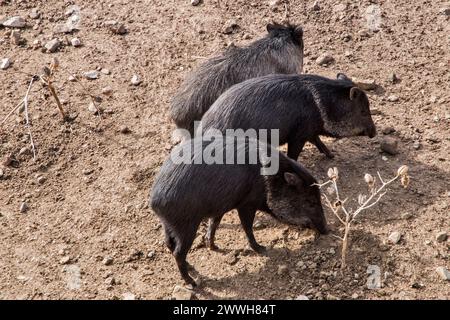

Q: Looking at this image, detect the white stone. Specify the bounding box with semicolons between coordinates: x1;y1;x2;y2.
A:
3;16;26;28
1;58;11;70
71;38;81;47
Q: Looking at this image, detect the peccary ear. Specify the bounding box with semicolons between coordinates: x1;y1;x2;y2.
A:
284;172;301;186
337;73;351;81
349;87;362;100
266;23;276;33
293;26;303;39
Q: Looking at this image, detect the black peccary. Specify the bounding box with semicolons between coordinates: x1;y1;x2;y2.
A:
199;73;377;160
170;23;304;136
150;137;327;286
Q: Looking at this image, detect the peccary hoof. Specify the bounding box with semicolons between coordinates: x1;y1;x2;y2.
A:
251;244;267;255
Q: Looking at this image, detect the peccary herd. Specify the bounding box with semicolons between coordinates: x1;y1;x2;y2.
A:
150;23;377;286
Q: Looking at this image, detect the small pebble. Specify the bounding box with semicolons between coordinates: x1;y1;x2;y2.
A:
172;285;195;300
316;53;334;66
3;16;26;28
1;58;11;70
295;295;309;300
380;136;399;155
103;257;114;266
37;176;46;184
122;292;136;300
436;232;447;243
387;95;399;102
84;70;99;80
71;38;81;47
119;125;130;134
131;75;141;86
436;267;450;281
45;38;61;53
102;86;113;95
191;0;201;6
388;231;401;244
19;202;29;213
60;256;71;265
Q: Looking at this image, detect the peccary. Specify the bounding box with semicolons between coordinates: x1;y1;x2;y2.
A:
170;23;304;136
150;137;327;286
199;73;377;160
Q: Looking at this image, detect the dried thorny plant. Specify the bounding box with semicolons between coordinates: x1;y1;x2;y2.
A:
1;58;101;161
315;165;410;270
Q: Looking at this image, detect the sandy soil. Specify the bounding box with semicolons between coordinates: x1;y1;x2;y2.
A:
0;0;449;299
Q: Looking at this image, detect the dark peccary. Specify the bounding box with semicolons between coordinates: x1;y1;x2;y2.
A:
170;23;304;136
199;73;377;160
150;137;327;286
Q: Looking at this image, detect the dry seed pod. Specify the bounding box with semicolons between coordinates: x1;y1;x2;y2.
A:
364;173;374;185
401;175;410;188
397;165;409;176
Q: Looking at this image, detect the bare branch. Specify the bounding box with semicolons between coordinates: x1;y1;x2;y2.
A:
1;100;24;127
23;77;36;160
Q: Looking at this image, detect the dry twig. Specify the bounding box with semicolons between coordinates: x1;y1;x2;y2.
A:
315;165;410;270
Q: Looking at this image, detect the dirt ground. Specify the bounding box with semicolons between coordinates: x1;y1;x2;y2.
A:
0;0;449;300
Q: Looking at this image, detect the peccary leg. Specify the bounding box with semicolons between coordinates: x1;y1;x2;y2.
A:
164;226;177;253
287;139;306;161
238;208;266;254
311;136;334;158
205;215;224;251
173;221;200;286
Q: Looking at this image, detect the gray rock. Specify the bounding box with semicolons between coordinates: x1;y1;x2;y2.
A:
388;231;401;244
147;250;155;259
312;1;320;11
382;126;396;135
191;0;201;5
401;212;413;220
84;70;99;80
316;53;334;66
1;58;11;70
122;292;136;300
102;86;113;95
60;256;71;265
119;125;130;134
380;136;399;155
101;68;111;75
222;19;239;34
105;20;127;35
103;257;114;266
388;72;399;84
365;4;381;32
10;30;22;45
436;232;447;243
131;75;141;86
19;202;29;213
370;107;381;115
45;38;61;53
387;95;399;102
29;9;40;19
436;267;450;281
439;8;450;16
172;285;195;300
413;141;421;150
277;265;289;275
71;38;81;47
37;176;46;184
3;16;26;28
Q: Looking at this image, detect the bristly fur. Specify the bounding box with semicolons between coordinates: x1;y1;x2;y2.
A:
170;22;304;135
199;73;377;160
